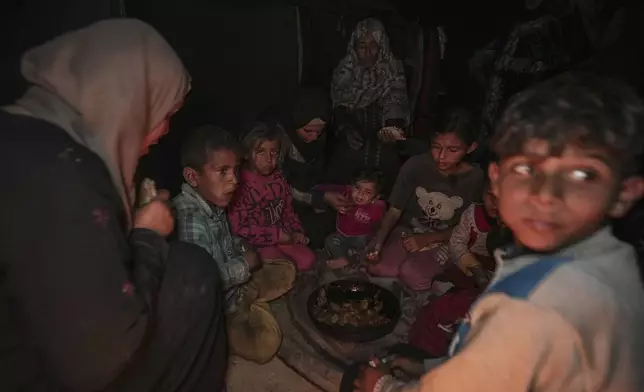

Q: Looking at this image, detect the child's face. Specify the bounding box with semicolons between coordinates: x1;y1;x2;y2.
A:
184;149;239;208
295;118;326;143
250;139;280;175
351;180;378;205
482;188;498;218
431;132;476;174
489;139;644;252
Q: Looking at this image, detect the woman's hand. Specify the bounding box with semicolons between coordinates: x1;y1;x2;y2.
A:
133;190;174;237
471;265;491;288
378;127;406;143
402;233;436;253
324;192;353;214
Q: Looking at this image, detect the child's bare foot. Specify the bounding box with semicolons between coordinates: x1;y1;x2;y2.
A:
326;257;350;269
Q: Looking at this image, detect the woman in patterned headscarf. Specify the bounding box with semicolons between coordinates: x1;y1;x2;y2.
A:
327;18;410;196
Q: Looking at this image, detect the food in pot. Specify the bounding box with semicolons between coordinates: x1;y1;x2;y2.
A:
312;286;391;328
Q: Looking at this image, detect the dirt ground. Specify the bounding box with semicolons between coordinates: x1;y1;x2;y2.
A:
227;357;321;392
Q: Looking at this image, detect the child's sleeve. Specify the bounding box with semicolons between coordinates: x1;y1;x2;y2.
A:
227;188;281;246
312;184;348;194
449;204;479;275
410;297;585;392
175;211;214;255
282;181;304;234
176;211;250;290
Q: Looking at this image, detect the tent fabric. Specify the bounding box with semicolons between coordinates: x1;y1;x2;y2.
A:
131;2;423;195
0;0;117;105
131;3;301;194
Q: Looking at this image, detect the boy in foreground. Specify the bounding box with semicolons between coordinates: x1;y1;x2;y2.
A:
355;73;644;391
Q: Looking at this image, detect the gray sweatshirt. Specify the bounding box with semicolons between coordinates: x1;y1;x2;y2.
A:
377;226;644;392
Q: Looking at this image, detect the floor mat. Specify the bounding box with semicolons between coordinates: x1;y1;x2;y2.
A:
272;298;341;392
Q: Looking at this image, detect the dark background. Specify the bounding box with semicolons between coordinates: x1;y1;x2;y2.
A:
0;0;523;189
1;0;642;193
0;0;526;124
1;0;642;262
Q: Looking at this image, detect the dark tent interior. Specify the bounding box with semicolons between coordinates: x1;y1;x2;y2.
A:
2;1;644;390
1;0;643;249
0;0;644;207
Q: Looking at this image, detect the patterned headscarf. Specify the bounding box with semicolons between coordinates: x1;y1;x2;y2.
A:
331;18;409;122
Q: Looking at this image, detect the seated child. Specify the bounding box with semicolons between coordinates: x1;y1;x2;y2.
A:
314;169;386;269
354;74;644;391
228;122;316;271
173;125;296;364
256;90;334;249
365;108;485;291
446;177;499;288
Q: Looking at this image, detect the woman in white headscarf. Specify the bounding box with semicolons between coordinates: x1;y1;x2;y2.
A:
0;19;227;392
327;18;410;196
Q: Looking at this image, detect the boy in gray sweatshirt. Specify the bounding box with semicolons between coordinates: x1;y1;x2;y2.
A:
355;73;644;392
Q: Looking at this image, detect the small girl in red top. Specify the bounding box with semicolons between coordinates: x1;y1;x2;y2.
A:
315;169;386;269
447;180;499;288
228;122;315;271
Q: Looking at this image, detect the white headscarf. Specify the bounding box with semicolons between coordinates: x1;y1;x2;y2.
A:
4;18;190;222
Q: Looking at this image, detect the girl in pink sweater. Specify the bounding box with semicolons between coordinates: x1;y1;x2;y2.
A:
228;122;315;271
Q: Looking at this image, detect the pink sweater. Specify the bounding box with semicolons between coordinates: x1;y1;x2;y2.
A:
314;184;385;237
227;169;303;246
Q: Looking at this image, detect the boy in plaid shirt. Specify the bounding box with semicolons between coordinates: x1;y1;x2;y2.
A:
173;125;295;364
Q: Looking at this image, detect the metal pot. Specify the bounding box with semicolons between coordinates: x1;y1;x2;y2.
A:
307;279;401;343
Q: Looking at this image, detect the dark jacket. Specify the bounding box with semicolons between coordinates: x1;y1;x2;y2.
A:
0;111;226;391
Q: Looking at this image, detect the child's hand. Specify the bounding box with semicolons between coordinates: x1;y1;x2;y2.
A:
402;233;433;252
363;238;382;264
278;229;293;244
243;249;262;271
353;365;388;392
390;356;426;377
292;232;310;245
471;265;490;288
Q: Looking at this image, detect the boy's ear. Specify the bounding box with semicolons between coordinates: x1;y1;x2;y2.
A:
488;163;500;198
183;167;199;188
608;176;644;218
466;141;479;155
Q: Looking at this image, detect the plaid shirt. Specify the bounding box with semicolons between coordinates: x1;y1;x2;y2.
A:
173;183;250;313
